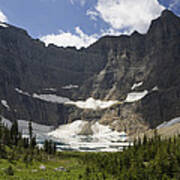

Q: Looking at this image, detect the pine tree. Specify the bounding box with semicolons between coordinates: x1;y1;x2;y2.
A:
10;119;19;145
44;139;49;153
0;116;3;151
28;120;33;140
31;136;36;149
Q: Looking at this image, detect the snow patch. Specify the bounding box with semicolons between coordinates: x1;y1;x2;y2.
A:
125;90;148;102
65;97;118;110
1;116;12;129
62;84;79;89
91;122;128;142
0;116;53;139
48;120;87;143
44;88;57;92
18;120;54;139
33;93;70;104
131;82;143;90
0;23;8;28
15;88;30;96
1;100;10;110
152;86;159;91
156;117;180;129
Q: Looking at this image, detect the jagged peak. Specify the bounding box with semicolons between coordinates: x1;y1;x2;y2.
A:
147;9;180;34
161;9;176;18
131;30;143;37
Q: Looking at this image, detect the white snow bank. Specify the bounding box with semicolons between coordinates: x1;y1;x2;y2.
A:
15;88;70;104
91;122;128;142
48;120;131;152
1;100;10;110
33;93;70;104
0;116;53;137
131;82;143;90
152;86;159;91
0;23;8;28
156;117;180;129
49;121;128;144
15;88;117;109
15;88;30;96
65;97;118;110
125;90;148;103
48;120;87;141
18;120;54;135
62;84;79;89
1;116;12;128
44;88;57;92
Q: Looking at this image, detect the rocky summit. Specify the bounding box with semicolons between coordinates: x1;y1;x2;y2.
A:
0;10;180;136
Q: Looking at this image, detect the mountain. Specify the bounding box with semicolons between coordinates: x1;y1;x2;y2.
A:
0;10;180;136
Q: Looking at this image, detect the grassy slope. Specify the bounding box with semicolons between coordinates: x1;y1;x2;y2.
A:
0;152;86;180
0;133;180;180
131;123;180;141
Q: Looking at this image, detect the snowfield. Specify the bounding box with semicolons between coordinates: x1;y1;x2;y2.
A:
33;93;70;104
0;116;53;140
48;120;87;142
18;120;54;139
48;120;131;152
1;115;132;152
131;82;143;90
15;88;30;96
125;90;148;102
62;84;79;89
15;88;118;110
48;120;122;143
1;100;10;110
152;86;159;91
1;116;12;129
0;23;8;28
65;97;118;110
44;88;57;92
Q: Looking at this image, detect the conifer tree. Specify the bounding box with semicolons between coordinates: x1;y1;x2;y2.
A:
10;119;19;145
28;120;33;140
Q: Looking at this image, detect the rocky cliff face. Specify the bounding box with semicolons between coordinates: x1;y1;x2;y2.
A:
0;10;180;135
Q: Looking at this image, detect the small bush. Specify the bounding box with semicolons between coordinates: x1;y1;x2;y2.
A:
5;165;14;176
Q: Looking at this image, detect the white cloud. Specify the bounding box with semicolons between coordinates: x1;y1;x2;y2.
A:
70;0;86;6
0;10;8;22
40;27;98;49
41;0;166;49
86;9;99;21
100;28;130;36
91;0;165;33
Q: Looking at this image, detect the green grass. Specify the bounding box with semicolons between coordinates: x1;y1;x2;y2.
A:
0;152;87;180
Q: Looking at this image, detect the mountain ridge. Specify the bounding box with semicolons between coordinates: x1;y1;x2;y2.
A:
0;9;180;135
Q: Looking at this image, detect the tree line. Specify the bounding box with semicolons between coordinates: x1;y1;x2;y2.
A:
79;131;180;180
0;116;56;164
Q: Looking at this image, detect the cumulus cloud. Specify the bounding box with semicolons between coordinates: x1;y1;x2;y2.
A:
41;0;166;49
0;10;8;22
90;0;165;33
40;27;98;49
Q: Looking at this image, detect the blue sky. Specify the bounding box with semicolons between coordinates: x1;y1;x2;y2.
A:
0;0;179;49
